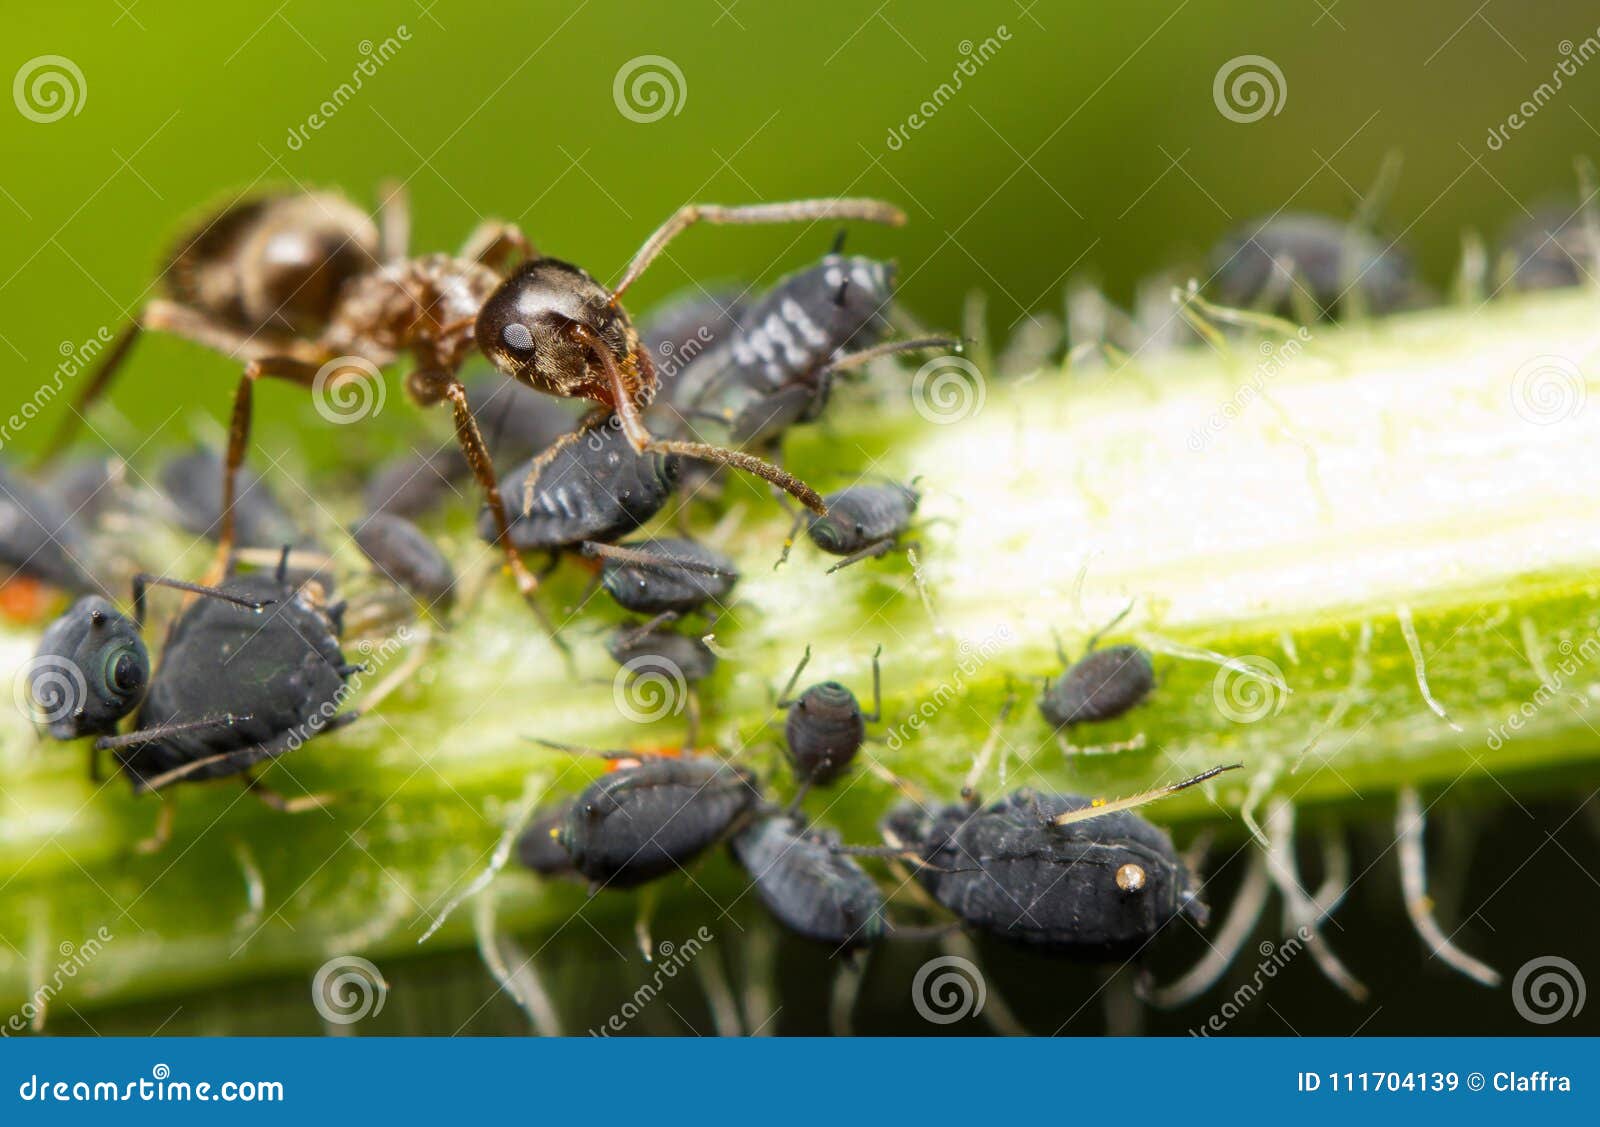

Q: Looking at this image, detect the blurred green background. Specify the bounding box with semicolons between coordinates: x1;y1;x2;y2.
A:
4;0;1600;1036
2;0;1598;447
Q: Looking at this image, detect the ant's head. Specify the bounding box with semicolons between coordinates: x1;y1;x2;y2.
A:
29;596;149;740
476;259;639;400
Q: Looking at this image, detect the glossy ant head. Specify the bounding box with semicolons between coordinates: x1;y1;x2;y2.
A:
474;259;641;404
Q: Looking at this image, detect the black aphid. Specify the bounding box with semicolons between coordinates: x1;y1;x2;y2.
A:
884;756;1239;960
730;812;885;949
1496;206;1599;292
1208;212;1416;319
351;511;457;610
585;537;738;616
667;249;938;448
0;462;101;596
782;480;920;572
606;612;718;683
480;420;679;554
559;755;760;889
775;644;881;787
1039;605;1154;733
159;446;301;550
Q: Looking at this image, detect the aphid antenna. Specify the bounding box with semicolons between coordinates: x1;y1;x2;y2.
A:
92;713;254;754
1044;762;1243;829
1081;598;1137;655
822;336;961;376
579;540;733;577
131;573;273;627
774;510;807;570
773;644;813;709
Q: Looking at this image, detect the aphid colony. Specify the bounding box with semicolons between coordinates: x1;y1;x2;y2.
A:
10;171;1561;1011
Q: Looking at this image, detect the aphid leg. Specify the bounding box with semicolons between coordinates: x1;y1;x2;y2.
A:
774;644;813;708
862;643;884;722
376;178;410;262
243;772;334;814
1045;763;1242;828
135;800;178;855
634;884;659;962
215;355;324;581
1397;787;1501;987
459;219;535;270
1141;849;1272;1008
131;572;274;627
823;538;896;573
609;198;907;302
1264;797;1368;1001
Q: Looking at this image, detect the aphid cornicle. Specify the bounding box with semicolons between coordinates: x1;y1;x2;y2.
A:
783;481;920;573
479;421;680;555
730;813;885;949
351;512;457;610
883;789;1210;959
559;755;760;889
775;644;881;787
585;537;738;616
1208;212;1416;319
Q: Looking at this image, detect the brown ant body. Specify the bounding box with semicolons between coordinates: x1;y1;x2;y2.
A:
45;189;904;606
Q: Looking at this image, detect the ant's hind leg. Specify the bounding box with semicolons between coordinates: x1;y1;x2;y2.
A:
213;355;325;583
376;178;410;262
461;220;535;270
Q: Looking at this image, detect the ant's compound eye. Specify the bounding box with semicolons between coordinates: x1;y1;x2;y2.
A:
1115;862;1147;893
502;322;535;354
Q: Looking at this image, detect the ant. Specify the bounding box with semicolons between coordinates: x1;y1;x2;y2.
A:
42;184;904;609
